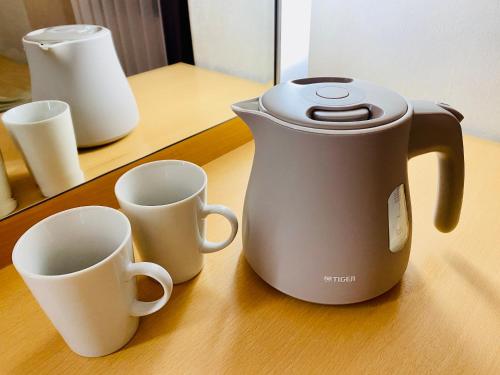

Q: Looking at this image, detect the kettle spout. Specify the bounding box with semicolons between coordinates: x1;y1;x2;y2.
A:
231;97;260;114
38;43;51;51
28;40;68;52
231;98;267;133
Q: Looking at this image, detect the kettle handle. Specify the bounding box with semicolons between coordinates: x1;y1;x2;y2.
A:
408;100;464;233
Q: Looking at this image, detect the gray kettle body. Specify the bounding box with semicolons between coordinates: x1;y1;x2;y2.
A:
232;77;464;304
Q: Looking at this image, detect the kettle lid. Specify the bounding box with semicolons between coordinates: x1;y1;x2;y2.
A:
24;25;107;44
260;77;408;130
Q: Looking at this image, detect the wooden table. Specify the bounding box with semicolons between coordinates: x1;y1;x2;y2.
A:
0;56;30;98
0;135;499;374
0;62;268;214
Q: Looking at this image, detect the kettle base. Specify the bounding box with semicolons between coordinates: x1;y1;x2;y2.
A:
244;254;405;305
265;275;401;305
76;127;136;148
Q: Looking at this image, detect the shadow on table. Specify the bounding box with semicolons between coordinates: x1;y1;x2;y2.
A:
124;271;201;350
207;251;483;373
444;250;500;311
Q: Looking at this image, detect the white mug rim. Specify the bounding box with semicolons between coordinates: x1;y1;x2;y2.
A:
2;100;69;126
114;160;208;210
12;206;132;281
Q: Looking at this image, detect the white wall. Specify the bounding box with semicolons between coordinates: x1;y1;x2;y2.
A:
277;0;312;83
309;0;500;141
0;0;31;62
188;0;274;83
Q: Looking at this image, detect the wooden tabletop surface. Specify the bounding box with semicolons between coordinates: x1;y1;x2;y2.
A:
1;135;499;374
0;56;30;99
0;61;268;214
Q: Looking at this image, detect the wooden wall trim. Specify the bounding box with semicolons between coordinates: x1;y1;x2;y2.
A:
0;117;252;268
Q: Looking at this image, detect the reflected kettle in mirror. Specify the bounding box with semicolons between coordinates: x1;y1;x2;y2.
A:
232;77;464;304
23;25;139;147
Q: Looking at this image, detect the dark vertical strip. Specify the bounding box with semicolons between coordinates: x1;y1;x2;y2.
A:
273;0;279;85
159;0;194;65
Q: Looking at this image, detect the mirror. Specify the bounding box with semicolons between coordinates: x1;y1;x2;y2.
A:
0;0;275;219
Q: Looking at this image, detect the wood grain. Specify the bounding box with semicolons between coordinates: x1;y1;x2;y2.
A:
0;62;269;215
0;56;30;97
0;117;252;268
0;135;499;374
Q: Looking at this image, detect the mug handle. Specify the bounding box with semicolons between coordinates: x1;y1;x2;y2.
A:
126;262;173;317
199;204;238;254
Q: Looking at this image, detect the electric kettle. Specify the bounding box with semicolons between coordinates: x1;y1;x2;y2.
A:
232;77;464;304
23;25;139;147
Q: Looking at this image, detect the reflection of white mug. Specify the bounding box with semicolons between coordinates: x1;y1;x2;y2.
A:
12;206;173;357
115;160;238;284
2;100;84;197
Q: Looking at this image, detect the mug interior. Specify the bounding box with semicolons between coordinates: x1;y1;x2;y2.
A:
13;206;130;276
115;160;206;206
2;100;67;125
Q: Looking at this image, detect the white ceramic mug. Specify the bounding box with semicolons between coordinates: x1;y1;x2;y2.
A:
115;160;238;284
12;206;173;357
2;100;84;197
